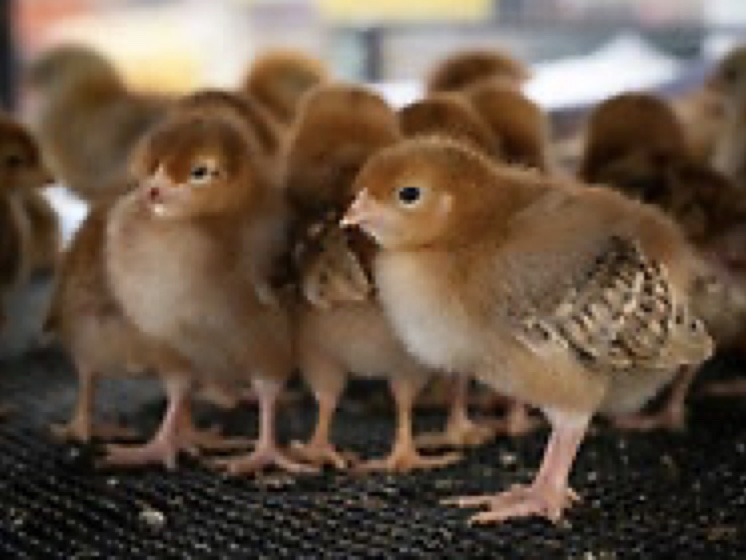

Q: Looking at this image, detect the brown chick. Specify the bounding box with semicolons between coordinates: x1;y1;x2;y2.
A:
24;44;169;203
46;90;279;445
465;81;553;171
399;94;536;447
241;48;329;128
46;98;266;454
285;84;462;472
426;48;530;93
0;114;57;323
99;94;311;474
343;137;712;524
708;45;746;188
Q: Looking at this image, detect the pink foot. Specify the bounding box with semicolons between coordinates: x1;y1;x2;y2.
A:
211;444;319;476
100;436;191;470
355;445;462;474
51;420;138;444
289;439;354;470
182;424;254;452
444;483;580;525
416;417;495;449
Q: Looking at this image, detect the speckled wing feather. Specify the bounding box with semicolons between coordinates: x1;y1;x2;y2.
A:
293;211;372;309
516;236;711;374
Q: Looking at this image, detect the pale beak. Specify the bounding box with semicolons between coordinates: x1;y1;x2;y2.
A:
341;190;375;228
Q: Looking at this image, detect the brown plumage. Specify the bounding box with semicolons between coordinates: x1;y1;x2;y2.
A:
343;137;712;523
427;48;530;93
399;93;498;156
46;200;154;443
708;45;746;187
580;92;690;186
0;114;57;326
466;81;552;172
241;49;329;127
24;44;169;203
285;84;461;471
673;85;725;164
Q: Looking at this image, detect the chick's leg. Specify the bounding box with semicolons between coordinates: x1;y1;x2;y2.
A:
101;376;192;470
445;410;588;524
51;368;135;443
357;376;461;473
213;377;317;476
613;367;695;432
416;377;496;449
290;356;350;469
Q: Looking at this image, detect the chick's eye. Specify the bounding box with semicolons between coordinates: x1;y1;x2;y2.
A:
397;186;421;206
4;154;23;169
190;164;219;185
190;165;209;181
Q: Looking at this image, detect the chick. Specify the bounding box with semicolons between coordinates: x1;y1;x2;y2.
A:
285;84;461;472
465;81;553;171
98;93;310;474
343;137;712;524
241;49;329;128
24;44;169;203
46;92;272;446
709;45;746;188
0;115;57;322
426;48;530;93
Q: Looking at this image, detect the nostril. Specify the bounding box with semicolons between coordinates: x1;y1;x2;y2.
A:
148;186;161;202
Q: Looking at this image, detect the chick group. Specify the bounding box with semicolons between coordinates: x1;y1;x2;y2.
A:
2;40;744;526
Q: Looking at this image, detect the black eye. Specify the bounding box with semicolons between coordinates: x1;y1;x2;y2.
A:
189;165;218;182
5;154;23;169
397;186;421;205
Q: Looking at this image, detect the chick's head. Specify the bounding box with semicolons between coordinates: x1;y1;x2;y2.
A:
284;84;400;216
427;49;530;93
710;45;746;99
344;137;495;250
130;114;258;220
0;115;52;192
399;93;497;155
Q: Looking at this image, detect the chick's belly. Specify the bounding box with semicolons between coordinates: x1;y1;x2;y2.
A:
472;339;608;413
303;303;426;379
186;310;293;384
599;369;677;416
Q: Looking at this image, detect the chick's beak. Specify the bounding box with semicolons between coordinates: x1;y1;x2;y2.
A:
341;190;376;229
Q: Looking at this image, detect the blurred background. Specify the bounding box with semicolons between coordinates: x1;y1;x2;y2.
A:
2;0;746;115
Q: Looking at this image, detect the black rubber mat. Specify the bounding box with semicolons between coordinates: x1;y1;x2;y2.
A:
1;346;745;559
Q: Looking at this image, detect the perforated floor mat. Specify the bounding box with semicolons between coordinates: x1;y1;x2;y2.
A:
0;347;745;559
